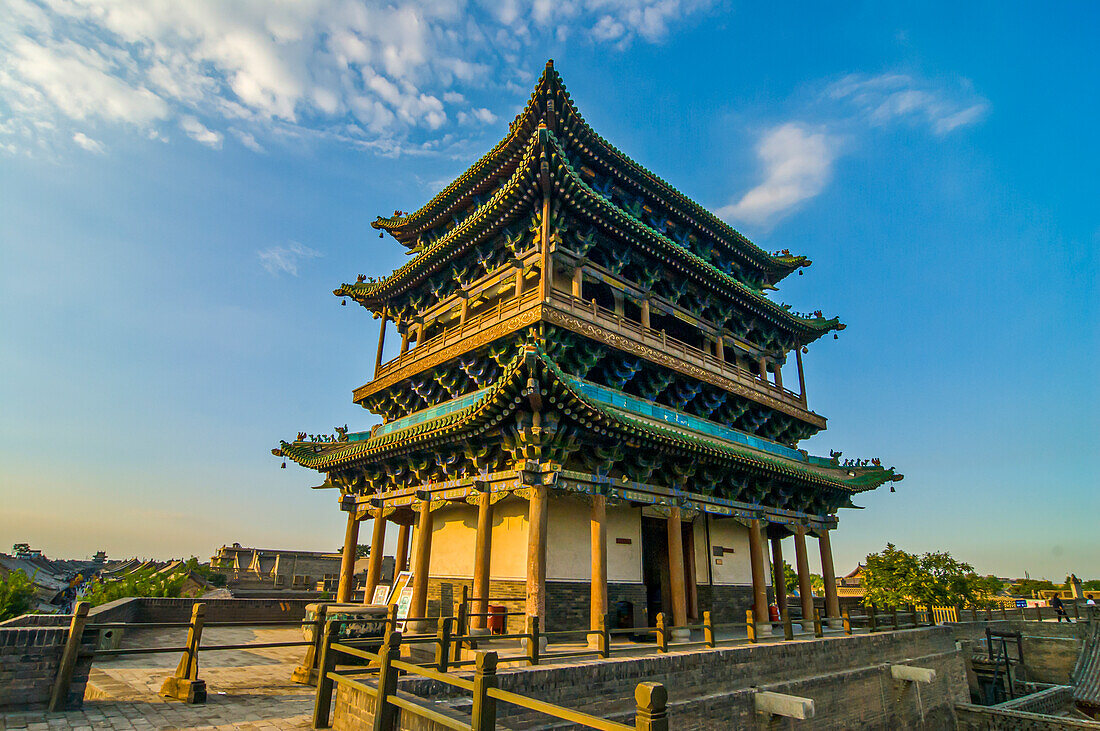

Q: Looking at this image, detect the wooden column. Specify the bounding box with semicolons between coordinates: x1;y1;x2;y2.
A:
666;507;689;639
770;536;788;620
336;511;360;603
748;519;772;635
774;363;784;390
613;291;624;317
471;490;494;632
525;485;549;623
818;529;842;627
395;522;411;575
795;345;807;402
684;524;699;620
514;267;525;297
641;298;651;329
793;526;815;631
399;324;410;354
459;297;469;326
373;307;388;377
572;266;583;298
589;495;607;647
715;336;725;362
539;168;552;301
364;511;387;603
758;358;768;381
409;499;434;630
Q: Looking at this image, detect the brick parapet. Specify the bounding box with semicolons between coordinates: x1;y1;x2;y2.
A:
0;625;94;710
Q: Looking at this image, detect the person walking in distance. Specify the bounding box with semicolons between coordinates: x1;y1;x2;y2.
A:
1050;595;1070;623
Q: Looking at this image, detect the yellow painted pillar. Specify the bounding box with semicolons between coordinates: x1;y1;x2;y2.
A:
770;535;788;620
373;307;388;377
363;512;387;603
640;298;651;329
409;499;434;631
793;526;815;631
395;522;411;575
795;345;807;403
589;494;607;647
471;490;494;632
666;507;689;640
525;485;549;622
818;529;842;627
748;519;772;635
336;512;360;603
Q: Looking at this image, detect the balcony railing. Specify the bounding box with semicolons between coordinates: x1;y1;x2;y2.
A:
366;286;812;418
373;286;543;382
547;289;810;412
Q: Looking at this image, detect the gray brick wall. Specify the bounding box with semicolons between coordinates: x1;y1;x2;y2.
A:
0;625;93;710
331;626;968;729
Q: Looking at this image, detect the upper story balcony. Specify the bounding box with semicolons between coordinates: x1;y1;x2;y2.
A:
354;281;820;428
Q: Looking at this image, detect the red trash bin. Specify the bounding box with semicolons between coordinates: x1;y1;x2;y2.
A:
487;605;506;635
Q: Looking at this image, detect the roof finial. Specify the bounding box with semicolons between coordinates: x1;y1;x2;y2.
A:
546;59;554;70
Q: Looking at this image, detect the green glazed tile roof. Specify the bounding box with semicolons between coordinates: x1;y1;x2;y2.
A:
276;342;900;493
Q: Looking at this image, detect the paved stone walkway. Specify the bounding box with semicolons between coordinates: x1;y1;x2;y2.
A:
0;627;314;730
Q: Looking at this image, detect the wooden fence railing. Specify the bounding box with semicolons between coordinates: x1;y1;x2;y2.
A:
313;623;669;730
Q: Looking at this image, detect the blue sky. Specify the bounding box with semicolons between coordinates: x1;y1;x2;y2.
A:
1;1;1096;579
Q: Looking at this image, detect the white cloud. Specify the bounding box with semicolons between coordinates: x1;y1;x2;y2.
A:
180;116;223;148
231;127;264;152
259;242;322;276
718;124;835;227
72;132;104;154
828;73;989;136
720;72;989;227
0;0;716;155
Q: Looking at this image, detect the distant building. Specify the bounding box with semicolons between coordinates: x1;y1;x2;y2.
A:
92;551;108;565
211;544;342;592
12;544;42;559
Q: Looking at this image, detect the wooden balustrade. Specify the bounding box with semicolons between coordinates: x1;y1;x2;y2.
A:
546;290;808;405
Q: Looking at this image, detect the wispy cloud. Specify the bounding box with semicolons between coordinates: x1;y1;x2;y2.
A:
828;73;989;135
717;124;835;227
0;0;715;156
180;116;222;148
72;131;104;154
721;72;989;227
259;242;322;276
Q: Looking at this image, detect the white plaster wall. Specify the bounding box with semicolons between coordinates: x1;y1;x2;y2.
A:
544;499;644;583
694;517;757;586
606;505;642;583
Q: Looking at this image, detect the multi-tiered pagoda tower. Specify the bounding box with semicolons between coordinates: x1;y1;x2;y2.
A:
275;61;901;637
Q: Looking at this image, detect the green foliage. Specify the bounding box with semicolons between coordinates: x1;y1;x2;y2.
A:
355;544;371;558
0;570;36;621
1083;580;1100;592
1011;578;1056;597
862;543;993;608
183;557;227;587
84;567;187;607
974;575;1004;596
771;560;824;596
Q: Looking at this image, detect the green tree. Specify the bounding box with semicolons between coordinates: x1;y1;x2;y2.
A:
772;560;823;596
862;544;992;608
0;570;36;621
355;545;370;558
183;557;227;587
84;567;188;607
1011;578;1056;597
